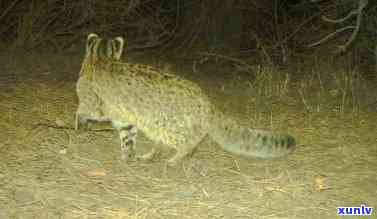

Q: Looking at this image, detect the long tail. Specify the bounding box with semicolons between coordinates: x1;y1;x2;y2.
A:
208;111;295;158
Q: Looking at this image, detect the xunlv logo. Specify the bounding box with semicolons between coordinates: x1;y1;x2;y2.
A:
337;204;373;216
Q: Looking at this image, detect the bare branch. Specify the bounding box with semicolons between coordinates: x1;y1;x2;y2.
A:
336;0;368;53
309;0;368;53
0;0;22;22
308;26;356;48
321;9;358;24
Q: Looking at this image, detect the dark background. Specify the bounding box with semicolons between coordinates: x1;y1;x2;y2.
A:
1;2;376;218
1;0;376;76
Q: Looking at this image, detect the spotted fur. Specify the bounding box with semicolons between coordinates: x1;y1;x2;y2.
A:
75;33;296;166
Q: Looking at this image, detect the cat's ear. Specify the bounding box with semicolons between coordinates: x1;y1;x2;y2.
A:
112;36;124;60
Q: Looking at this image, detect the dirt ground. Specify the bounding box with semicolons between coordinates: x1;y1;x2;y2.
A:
0;49;376;219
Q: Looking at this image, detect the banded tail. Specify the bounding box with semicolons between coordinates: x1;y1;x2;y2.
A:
209;112;296;158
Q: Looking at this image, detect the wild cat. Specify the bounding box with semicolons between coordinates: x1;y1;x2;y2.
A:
75;33;296;166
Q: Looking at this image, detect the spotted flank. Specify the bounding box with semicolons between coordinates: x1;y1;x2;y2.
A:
75;33;297;166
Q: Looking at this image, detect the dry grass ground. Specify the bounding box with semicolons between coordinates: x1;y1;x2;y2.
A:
0;49;376;219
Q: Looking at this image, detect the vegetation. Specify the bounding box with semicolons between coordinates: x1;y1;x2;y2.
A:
0;1;376;218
